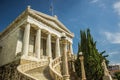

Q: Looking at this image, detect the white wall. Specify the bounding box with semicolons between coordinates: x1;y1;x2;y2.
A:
0;27;20;66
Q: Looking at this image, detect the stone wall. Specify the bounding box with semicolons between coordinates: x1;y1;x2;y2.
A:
0;60;20;80
0;26;20;66
0;60;35;80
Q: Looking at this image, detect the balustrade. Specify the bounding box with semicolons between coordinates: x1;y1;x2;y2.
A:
17;60;48;80
49;56;63;80
49;54;77;80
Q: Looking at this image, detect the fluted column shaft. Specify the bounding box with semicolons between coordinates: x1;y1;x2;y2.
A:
55;37;60;57
46;34;52;58
22;23;30;56
62;39;70;80
35;29;41;59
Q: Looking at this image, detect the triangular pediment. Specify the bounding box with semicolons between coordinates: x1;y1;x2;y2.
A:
0;6;74;39
29;9;72;34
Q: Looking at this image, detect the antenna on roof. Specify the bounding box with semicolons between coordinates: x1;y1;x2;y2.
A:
49;0;54;16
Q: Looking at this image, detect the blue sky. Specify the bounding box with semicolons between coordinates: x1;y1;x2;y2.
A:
0;0;120;64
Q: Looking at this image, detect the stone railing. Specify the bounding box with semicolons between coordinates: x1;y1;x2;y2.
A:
67;54;76;61
49;57;63;80
17;60;48;80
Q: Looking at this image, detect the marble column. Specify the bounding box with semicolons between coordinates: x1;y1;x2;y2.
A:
70;43;73;54
55;37;60;57
35;29;41;59
46;33;52;59
62;37;70;80
22;23;30;56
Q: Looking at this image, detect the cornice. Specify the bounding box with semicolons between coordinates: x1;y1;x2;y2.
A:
28;11;74;38
0;10;28;39
31;9;73;35
0;6;74;39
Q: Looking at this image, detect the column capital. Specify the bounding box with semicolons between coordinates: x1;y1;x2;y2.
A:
25;22;30;25
36;28;41;32
62;39;67;44
56;35;60;38
35;26;41;30
46;31;51;35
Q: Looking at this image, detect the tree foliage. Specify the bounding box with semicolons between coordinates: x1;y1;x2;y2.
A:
114;72;120;80
74;29;109;80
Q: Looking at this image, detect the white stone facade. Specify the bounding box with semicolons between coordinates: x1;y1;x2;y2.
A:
0;6;74;66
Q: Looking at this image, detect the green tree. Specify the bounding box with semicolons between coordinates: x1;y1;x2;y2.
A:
114;72;120;80
74;29;109;80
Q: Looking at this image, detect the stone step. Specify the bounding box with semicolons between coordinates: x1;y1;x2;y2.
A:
25;66;53;80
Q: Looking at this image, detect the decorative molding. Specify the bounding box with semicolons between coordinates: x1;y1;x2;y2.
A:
31;9;73;34
0;7;74;41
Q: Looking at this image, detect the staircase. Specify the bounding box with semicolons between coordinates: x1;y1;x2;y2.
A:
17;55;78;80
25;66;52;80
17;60;53;80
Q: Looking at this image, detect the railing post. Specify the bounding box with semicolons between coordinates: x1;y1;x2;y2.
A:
79;52;86;80
48;56;52;64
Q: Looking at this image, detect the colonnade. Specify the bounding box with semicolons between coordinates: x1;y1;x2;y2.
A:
22;23;73;59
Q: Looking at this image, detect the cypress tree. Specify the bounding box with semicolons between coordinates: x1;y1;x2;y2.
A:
74;29;109;80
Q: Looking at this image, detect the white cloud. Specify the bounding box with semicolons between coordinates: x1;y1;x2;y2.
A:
118;23;120;28
90;0;106;8
109;51;119;55
113;1;120;15
91;0;99;3
104;32;120;44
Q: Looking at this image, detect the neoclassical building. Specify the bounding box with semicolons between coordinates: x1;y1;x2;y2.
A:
0;6;74;66
0;6;75;80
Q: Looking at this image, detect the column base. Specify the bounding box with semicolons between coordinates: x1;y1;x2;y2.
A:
63;75;70;80
21;55;40;62
48;57;52;63
21;55;28;59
